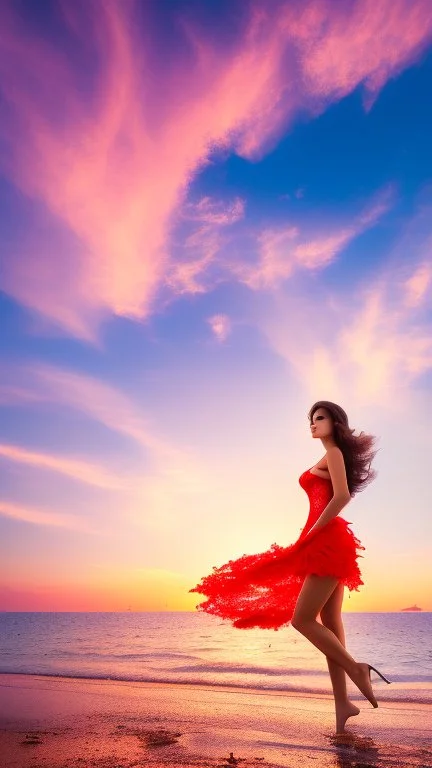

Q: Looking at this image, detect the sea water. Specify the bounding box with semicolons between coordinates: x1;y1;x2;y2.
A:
0;611;431;704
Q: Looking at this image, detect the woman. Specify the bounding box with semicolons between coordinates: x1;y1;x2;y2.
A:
189;401;391;734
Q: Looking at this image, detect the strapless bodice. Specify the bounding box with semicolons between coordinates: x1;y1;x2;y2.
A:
298;468;333;537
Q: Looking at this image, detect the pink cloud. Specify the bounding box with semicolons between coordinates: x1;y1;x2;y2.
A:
0;363;210;513
403;263;432;308
296;0;432;111
0;1;431;336
16;364;184;462
0;500;94;531
228;0;432;157
294;230;354;270
258;258;432;408
0;362;184;460
235;187;394;289
207;314;232;342
167;243;218;295
338;283;432;397
0;363;216;535
183;196;245;226
236;226;299;289
0;443;124;489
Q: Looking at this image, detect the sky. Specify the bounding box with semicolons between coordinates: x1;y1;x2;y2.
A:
1;0;431;613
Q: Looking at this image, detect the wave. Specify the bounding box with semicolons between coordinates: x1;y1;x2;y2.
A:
51;651;199;661
1;670;431;705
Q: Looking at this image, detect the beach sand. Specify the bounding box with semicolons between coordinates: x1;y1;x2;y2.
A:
0;674;431;768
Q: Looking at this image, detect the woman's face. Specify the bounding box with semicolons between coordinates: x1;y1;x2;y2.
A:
310;407;334;439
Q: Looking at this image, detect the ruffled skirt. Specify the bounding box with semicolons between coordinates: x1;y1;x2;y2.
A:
189;517;365;631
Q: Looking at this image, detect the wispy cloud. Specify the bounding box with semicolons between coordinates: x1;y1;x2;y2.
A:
296;0;432;112
1;1;430;336
258;257;432;408
0;500;94;531
0;365;209;501
166;227;221;295
339;286;431;401
183;196;245;226
0;443;124;489
167;196;244;295
0;364;212;532
234;187;394;289
24;364;178;460
225;0;432;157
403;262;432;308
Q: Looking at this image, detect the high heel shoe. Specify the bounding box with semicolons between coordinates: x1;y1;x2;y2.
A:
368;665;392;685
354;663;391;708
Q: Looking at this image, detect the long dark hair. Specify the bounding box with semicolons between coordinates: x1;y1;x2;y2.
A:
308;400;378;496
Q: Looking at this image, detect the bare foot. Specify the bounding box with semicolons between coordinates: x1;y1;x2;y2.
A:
350;662;378;708
335;701;360;734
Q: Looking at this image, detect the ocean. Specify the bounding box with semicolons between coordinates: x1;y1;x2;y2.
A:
1;611;431;704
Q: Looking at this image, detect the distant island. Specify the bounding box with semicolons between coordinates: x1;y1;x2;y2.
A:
401;604;422;611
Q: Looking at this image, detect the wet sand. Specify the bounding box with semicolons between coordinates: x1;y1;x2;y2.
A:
0;673;431;768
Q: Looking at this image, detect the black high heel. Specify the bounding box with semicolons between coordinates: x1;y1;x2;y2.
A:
356;664;392;709
368;665;392;685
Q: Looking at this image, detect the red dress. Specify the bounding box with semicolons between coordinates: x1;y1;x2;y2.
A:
189;468;365;631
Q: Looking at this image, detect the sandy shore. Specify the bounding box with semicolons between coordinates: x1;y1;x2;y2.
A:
0;674;431;768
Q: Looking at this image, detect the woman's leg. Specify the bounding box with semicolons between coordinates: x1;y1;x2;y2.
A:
319;582;360;732
291;574;379;707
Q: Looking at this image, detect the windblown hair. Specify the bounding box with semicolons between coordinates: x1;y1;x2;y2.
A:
308;400;378;496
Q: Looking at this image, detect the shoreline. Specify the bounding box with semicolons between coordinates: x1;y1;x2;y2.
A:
0;668;431;706
1;673;431;768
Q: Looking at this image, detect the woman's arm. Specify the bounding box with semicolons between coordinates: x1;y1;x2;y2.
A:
301;446;351;541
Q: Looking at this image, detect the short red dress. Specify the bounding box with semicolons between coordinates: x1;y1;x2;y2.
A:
189;468;365;631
